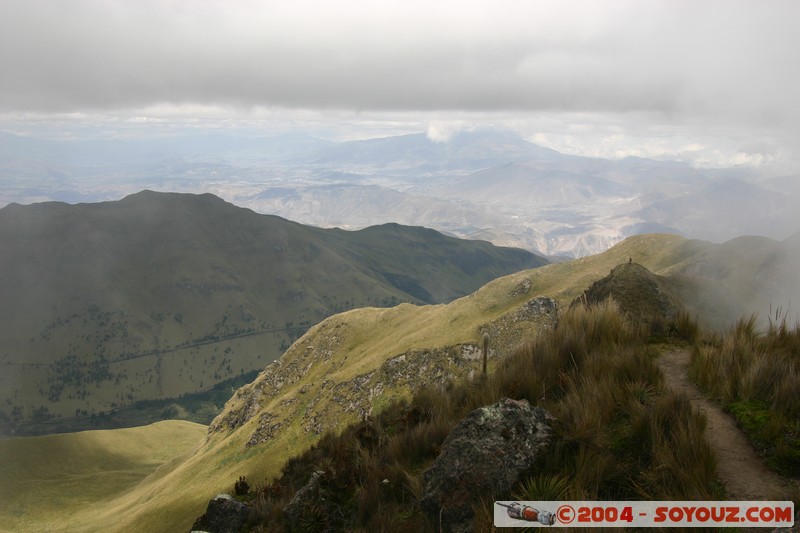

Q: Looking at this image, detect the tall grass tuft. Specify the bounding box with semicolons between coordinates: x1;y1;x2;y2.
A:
641;392;718;499
673;310;700;343
690;313;800;476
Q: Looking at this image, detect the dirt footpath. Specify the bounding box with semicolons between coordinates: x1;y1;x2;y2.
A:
658;349;793;501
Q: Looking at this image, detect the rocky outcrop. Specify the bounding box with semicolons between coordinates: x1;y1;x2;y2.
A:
207;381;264;433
283;470;325;513
573;262;682;320
482;296;558;352
420;398;553;533
207;324;343;435
190;494;250;533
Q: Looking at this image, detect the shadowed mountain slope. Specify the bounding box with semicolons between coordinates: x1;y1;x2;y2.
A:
0;190;546;428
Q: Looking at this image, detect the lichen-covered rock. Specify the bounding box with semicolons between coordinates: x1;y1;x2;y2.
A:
516;296;558;319
421;398;553;533
190;493;250;533
482;296;559;351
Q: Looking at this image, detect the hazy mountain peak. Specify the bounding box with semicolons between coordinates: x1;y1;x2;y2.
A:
120;189;229;206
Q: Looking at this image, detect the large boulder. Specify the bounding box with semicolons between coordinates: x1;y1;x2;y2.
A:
421;398;553;533
191;493;250;533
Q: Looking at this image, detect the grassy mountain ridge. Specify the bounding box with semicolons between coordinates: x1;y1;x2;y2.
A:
4;231;799;531
1;234;684;532
0;190;546;429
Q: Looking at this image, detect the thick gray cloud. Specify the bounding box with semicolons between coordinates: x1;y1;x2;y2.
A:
1;0;799;173
1;0;798;126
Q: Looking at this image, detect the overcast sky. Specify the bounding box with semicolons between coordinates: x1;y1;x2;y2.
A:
1;0;799;171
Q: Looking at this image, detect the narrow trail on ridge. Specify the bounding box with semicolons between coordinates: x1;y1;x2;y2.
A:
657;349;793;501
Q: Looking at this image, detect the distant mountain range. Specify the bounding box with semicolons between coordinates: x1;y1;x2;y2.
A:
3;129;798;258
0;191;546;429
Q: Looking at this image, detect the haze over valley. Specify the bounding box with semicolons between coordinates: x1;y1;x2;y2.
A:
3;129;799;258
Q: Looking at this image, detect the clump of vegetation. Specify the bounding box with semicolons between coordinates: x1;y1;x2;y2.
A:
690;312;800;476
243;300;719;532
235;476;250;496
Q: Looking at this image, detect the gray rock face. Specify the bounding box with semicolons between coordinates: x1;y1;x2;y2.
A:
518;296;558;317
283;470;325;520
191;494;250;533
421;398;553;533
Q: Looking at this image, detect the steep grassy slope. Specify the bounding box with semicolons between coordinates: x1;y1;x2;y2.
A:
4;231;798;532
0;191;545;429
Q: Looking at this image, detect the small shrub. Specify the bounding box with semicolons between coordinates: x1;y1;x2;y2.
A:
234;475;250;496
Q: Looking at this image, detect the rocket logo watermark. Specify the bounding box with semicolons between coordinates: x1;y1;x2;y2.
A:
494;501;795;528
495;502;556;525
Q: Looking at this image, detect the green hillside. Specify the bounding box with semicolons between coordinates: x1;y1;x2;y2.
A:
0;191;546;431
2;231;799;532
